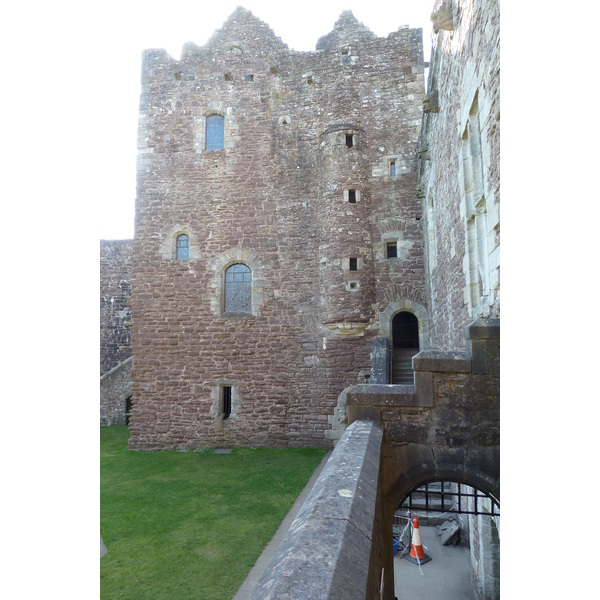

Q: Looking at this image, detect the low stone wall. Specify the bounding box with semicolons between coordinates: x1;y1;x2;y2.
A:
250;420;385;599
100;357;132;426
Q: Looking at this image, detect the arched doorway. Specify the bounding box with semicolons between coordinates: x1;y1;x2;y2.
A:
391;312;419;383
393;480;500;600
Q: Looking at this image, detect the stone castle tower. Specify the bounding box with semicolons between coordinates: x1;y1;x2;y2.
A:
129;8;427;449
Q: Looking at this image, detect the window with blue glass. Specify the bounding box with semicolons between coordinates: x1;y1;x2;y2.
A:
206;114;225;151
176;234;189;260
225;264;252;314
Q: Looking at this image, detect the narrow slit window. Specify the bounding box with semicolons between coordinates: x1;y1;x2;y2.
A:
346;134;354;148
349;257;358;271
176;234;189;260
206;114;225;151
386;242;398;258
390;160;396;178
348;189;356;204
222;386;232;419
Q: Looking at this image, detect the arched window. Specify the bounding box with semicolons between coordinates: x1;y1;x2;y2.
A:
206;114;225;151
176;234;189;260
225;264;252;314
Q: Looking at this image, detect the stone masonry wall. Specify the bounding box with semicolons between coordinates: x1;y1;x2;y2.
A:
100;239;133;375
129;8;426;449
100;357;132;426
419;0;500;351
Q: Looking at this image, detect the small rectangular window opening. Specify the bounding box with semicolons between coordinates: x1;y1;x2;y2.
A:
349;257;358;271
386;242;398;258
390;160;396;178
341;50;350;65
222;386;232;419
348;189;356;204
346;134;354;148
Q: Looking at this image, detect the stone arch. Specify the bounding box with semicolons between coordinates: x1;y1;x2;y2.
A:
379;299;430;351
206;248;270;316
384;455;500;599
386;460;500;509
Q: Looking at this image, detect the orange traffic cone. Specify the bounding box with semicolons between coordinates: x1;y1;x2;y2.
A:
405;517;432;565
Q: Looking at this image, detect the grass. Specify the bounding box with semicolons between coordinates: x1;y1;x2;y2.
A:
101;427;326;600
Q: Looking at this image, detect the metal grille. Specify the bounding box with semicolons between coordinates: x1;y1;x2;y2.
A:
225;264;252;314
176;234;189;260
206;115;224;151
400;481;500;517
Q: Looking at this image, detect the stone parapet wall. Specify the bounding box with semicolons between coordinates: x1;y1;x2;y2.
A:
100;357;132;426
250;420;386;599
345;320;499;490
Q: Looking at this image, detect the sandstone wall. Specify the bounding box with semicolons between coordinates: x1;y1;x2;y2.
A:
419;0;500;350
130;8;426;449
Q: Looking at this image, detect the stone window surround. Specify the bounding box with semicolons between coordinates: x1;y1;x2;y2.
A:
211;379;241;421
458;85;493;319
380;232;413;262
342;256;363;271
381;155;408;181
160;226;203;261
343;188;361;203
206;247;270;317
379;299;430;351
194;105;237;154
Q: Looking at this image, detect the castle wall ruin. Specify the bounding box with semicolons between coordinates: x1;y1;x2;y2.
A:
100;239;132;375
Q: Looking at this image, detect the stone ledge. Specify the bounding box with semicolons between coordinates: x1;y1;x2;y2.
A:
465;319;500;340
100;356;133;382
250;420;383;600
347;384;416;406
412;350;471;373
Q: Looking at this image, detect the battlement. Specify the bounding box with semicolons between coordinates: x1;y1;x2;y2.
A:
141;8;424;78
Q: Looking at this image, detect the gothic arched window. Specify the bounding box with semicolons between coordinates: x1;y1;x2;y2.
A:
206;114;225;151
224;264;252;314
176;234;189;260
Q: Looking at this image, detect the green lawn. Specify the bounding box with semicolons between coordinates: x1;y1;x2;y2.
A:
101;427;326;600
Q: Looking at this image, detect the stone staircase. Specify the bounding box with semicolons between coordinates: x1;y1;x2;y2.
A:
392;348;418;384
